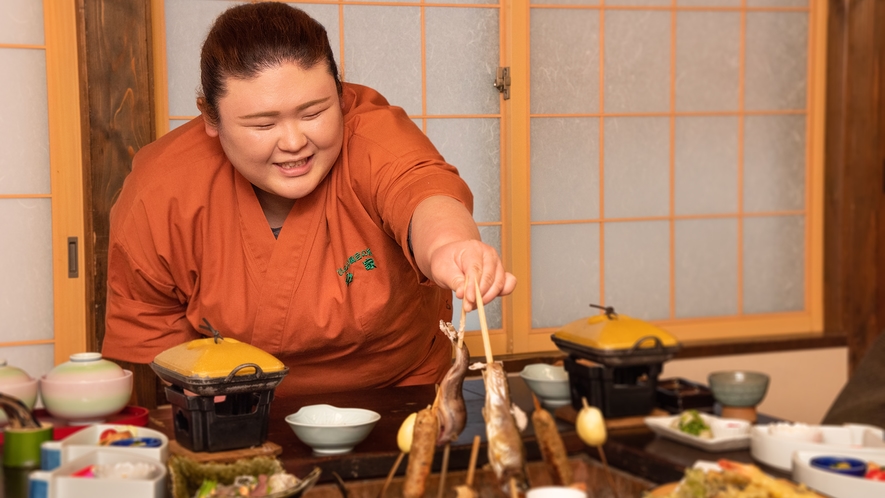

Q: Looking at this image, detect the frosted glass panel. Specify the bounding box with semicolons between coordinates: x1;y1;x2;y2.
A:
532;0;598;4
0;199;54;342
744;115;805;212
531;224;600;328
743;216;804;313
165;0;235;117
605;0;670;8
675;116;738;215
748;0;807;6
604;221;669;320
675;218;738;317
745;12;808;111
428;0;497;5
531;118;599;221
678;0;740;6
426;118;501;223
604;11;670;114
454;226;503;329
426;8;499;116
0;0;44;45
0;49;50;195
344;6;422;115
675;12;740;112
0;345;54;381
603;117;669;218
530;9;599;114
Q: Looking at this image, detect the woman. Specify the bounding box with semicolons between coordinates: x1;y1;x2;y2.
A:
101;2;515;397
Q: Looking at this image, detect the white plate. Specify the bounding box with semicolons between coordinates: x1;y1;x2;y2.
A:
751;423;885;472
792;449;885;498
644;414;750;452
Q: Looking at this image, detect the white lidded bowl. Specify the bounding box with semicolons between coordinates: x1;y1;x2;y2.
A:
285;404;380;456
520;363;570;409
39;353;132;425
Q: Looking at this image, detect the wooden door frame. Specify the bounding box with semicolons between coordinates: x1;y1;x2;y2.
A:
76;0;884;408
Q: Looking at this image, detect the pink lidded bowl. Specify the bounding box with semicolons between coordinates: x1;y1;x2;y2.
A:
0;359;39;424
40;353;133;425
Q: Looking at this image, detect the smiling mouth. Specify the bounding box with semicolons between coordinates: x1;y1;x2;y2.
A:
275;158;309;170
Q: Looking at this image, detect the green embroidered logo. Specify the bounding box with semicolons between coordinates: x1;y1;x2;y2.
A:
337;248;376;286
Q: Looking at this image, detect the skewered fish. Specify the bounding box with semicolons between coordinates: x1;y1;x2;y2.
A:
482;361;528;494
436;321;470;446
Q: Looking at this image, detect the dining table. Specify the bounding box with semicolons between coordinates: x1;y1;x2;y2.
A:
145;368;777;497
1;367;780;498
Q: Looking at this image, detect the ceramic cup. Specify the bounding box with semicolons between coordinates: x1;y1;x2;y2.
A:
3;423;53;468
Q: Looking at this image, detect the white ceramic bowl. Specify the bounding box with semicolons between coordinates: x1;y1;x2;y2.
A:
285;404;380;455
520;364;570;408
768;422;824;442
39;353;132;424
793;449;885;498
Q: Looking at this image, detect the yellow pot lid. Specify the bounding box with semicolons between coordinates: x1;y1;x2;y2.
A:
553;307;678;351
152;336;286;379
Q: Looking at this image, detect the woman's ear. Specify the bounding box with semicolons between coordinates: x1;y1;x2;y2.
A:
196;97;219;137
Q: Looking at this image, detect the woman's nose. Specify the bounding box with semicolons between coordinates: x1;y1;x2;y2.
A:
277;122;308;151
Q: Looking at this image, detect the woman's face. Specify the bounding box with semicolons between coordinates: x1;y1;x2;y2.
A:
204;61;344;201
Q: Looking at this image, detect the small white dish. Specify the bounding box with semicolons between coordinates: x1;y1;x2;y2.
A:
29;449;166;498
710;418;751;439
41;424;169;471
285;404;380;456
526;486;585;498
793;450;885;498
751;423;885;471
644;413;751;452
768;422;824;442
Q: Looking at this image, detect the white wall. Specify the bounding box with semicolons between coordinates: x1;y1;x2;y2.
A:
661;347;848;424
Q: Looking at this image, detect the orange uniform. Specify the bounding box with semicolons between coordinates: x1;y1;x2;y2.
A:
102;83;473;398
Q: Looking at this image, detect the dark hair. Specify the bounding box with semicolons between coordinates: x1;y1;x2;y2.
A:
198;2;342;125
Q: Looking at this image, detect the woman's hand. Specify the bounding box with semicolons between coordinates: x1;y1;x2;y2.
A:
427;239;516;312
410;196;516;312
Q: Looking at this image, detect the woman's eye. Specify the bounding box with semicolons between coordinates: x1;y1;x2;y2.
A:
303;108;326;120
253;123;274;129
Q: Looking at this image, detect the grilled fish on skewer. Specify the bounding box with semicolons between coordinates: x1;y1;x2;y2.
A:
436;321;470;446
482;361;528;494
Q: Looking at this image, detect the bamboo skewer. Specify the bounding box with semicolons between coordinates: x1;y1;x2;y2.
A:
473;277;494;364
436;443;451;498
466;435;481;488
457;285;467;349
597;446;619;498
378;452;404;498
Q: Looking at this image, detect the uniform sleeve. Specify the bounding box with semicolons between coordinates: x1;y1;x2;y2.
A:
345;105;474;277
101;200;200;364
